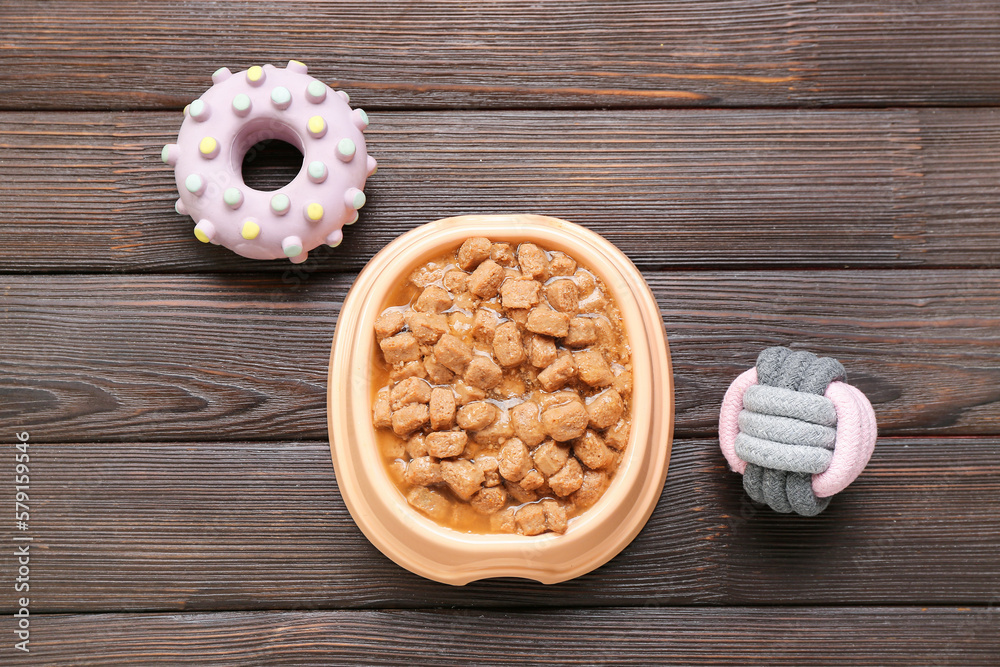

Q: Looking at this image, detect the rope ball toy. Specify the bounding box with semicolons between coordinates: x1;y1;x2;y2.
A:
162;61;376;263
719;347;877;516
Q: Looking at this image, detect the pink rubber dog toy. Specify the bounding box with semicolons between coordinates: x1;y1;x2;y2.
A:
162;61;376;263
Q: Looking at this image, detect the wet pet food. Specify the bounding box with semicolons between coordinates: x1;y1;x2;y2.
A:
372;238;632;535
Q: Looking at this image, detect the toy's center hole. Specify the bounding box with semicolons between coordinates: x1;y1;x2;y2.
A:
240;140;303;192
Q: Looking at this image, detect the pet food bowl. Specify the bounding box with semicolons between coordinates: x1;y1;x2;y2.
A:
328;214;673;584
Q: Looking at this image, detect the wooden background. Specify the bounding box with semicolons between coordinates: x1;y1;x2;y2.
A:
1;1;999;664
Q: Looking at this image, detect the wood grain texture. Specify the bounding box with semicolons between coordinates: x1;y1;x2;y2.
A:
1;108;998;273
2;1;999;110
3;1;996;659
1;437;998;613
4;607;999;666
2;271;998;443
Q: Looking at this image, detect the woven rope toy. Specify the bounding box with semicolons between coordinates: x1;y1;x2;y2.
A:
719;347;877;516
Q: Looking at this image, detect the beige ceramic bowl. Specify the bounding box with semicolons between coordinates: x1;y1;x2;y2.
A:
328;214;673;585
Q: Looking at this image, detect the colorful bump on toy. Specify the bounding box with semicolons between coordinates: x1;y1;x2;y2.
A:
162;61;377;263
719;347;877;516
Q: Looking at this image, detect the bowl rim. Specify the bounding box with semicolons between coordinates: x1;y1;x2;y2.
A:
328;214;673;585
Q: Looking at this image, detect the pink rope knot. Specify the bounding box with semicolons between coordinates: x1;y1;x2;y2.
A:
719;347;877;515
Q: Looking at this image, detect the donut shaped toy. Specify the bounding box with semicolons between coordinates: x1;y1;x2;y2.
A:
162;61;376;263
719;347;877;516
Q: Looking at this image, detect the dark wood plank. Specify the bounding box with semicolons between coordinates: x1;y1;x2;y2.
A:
2;271;998;443
7;608;999;666
918;109;1000;264
1;109;998;272
3;437;998;612
2;1;999;110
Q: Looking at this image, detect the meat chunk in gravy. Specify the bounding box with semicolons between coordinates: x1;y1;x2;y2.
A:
373;237;632;535
456;401;497;431
493;321;527;367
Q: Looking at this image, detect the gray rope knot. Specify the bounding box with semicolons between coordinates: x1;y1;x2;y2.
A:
736;347;846;516
720;347;877;516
